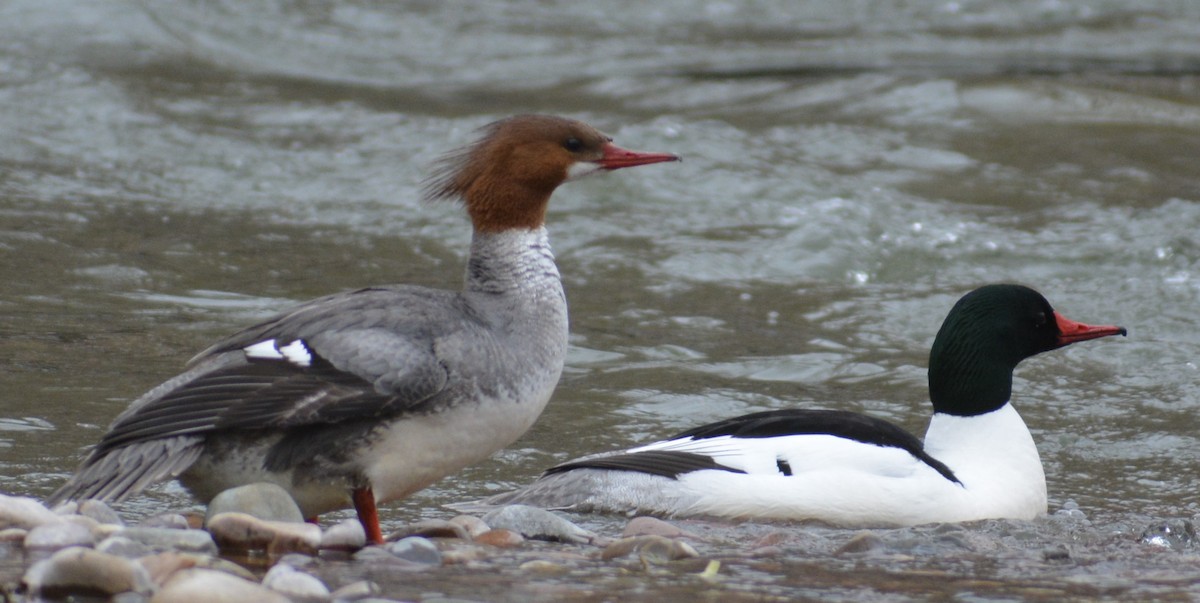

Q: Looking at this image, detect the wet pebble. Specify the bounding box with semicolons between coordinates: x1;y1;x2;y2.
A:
151;568;290;603
329;579;380;601
601;535;699;563
205;482;305;524
97;535;154;559
119;527;218;555
140;513;192;530
24;520;95;551
0;527;27;542
622;516;698;540
390;518;471;541
0;494;62;530
449;514;490;538
474;528;525;548
207;511;321;556
23;546;154;598
835;530;885;555
481;505;596;544
262;562;331;602
385;536;442;565
320;519;366;552
78;499;125;526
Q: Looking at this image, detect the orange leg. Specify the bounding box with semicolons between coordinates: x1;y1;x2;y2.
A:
352;486;384;545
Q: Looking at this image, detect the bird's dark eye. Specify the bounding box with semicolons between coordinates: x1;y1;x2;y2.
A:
563;137;583;152
1033;311;1047;327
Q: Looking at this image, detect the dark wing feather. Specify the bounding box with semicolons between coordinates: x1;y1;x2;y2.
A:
672;409;960;484
543;451;745;480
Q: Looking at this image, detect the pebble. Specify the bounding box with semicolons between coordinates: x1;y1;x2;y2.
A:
137;551;199;587
78;499;125;526
151;568;291;603
119;527;218;555
0;494;62;530
24;520;96;551
480;505;596;544
0;528;28;542
97;535;154;559
205;482;305;525
329;579;380;601
262;562;332;602
140;513;192;530
622;516;698;540
385;536;442;565
390;518;471;541
474;528;525;548
449;514;490;538
835;530;885;555
22;546;154;598
600;535;699;563
207;511;321;555
320;519;367;552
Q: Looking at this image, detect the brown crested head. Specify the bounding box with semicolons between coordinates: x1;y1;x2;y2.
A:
423;114;679;233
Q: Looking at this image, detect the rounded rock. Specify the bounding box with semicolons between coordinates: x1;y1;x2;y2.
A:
329;579;380;601
24;520;96;551
600;535;698;563
474;528;524;548
151;568;290;603
320;518;366;552
0;494;62;530
448;514;490;538
78;499;125;526
118;527;218;555
384;536;442;565
22;546;153;598
205;483;304;525
207;512;321;556
480;505;595;544
262;562;331;602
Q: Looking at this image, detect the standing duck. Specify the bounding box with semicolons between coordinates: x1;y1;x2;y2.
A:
49;114;680;544
459;284;1125;525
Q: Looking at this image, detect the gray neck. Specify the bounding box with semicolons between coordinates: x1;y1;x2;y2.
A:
463;228;567;333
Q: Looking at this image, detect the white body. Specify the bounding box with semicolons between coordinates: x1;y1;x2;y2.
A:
474;403;1047;526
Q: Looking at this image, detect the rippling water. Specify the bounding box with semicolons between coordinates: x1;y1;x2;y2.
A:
3;0;1200;599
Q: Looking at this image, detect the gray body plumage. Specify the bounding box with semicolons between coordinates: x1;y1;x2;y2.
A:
50;228;568;517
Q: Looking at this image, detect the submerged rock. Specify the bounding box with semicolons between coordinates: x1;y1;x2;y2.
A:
601;535;699;563
206;512;321;556
0;494;62;530
118;527;218;555
261;562;331;602
24;520;95;551
480;505;596;544
385;536;442;565
151;568;289;603
22;546;154;598
320;519;366;552
205;483;305;525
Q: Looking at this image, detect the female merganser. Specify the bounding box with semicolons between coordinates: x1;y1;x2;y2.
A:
458;284;1126;526
48;114;679;544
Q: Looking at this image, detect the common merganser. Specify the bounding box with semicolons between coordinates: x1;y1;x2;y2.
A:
48;114;680;544
456;284;1126;525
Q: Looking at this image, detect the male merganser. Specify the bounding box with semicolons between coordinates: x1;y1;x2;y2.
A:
457;284;1126;526
48;114;679;544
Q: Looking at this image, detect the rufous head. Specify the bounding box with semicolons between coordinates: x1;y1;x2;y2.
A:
423;114;679;232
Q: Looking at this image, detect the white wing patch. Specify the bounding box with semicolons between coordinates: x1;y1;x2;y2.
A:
243;338;313;368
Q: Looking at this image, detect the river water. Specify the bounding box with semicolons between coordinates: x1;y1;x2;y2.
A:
2;0;1200;600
